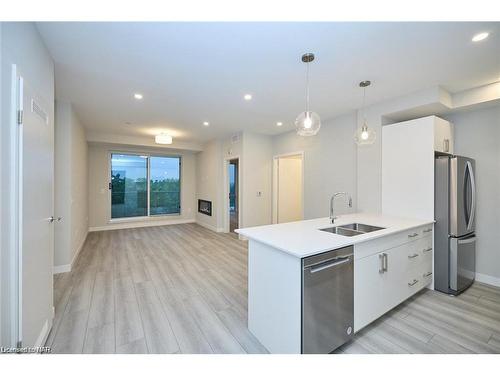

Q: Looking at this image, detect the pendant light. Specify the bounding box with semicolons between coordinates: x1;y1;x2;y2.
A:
295;53;321;136
354;80;376;145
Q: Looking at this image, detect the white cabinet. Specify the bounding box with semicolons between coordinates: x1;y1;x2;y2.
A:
382;115;453;221
354;225;433;332
433;117;454;154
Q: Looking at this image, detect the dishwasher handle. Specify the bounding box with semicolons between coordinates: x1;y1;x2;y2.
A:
308;256;351;274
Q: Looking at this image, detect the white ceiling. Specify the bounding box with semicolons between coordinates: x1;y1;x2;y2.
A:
36;22;500;143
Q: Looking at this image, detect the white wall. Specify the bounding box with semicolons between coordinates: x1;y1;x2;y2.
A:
273;112;358;219
198;131;273;231
54;101;88;271
88;143;197;230
196;139;224;231
241;132;273;228
1;22;54;346
446;105;500;283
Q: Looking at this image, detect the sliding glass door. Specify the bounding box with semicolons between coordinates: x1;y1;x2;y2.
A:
111;153;181;219
111;154;148;218
150;156;181;215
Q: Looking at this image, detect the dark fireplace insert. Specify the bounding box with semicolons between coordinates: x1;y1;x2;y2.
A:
198;199;212;216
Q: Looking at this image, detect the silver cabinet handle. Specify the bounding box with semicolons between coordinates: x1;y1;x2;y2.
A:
423;271;433;278
48;216;55;223
408;253;419;259
408;279;419;287
378;253;388;273
423;247;432;253
408;233;418;238
423;228;432;233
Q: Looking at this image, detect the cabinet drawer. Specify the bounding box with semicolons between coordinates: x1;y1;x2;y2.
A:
355;224;433;260
406;236;432;264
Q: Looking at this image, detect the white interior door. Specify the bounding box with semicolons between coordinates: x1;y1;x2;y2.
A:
276;155;303;224
19;75;54;347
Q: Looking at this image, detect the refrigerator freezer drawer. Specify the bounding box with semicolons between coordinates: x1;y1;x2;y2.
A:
450;234;476;292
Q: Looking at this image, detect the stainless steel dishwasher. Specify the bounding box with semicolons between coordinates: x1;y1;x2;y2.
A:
302;245;354;353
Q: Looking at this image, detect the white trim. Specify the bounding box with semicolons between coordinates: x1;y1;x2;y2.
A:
34;316;52;348
53;264;71;275
223;155;241;233
272;151;305;224
53;231;88;274
475;272;500;288
9;65;23;346
196;220;225;233
89;218;195;232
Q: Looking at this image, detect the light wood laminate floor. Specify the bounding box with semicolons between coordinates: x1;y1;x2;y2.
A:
46;223;500;354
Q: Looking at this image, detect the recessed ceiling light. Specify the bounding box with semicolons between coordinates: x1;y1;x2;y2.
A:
203;121;210;126
244;94;252;101
155;133;172;145
134;93;143;100
472;32;489;42
276;122;283;127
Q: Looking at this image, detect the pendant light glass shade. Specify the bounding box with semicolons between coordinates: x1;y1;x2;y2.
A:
354;122;376;145
295;110;321;136
354;80;375;145
296;53;321;136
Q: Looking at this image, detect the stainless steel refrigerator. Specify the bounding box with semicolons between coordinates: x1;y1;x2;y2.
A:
435;155;476;295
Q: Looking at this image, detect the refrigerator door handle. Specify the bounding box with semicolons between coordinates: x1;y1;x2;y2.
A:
466;161;476;231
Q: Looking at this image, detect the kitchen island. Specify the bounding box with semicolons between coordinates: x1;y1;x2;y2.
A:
236;213;434;354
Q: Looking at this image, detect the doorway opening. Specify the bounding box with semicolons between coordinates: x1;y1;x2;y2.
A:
272;152;304;224
228;158;239;232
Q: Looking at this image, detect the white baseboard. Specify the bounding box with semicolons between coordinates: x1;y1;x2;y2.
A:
195;220;225;233
53;231;88;275
53;264;71;274
35;316;52;348
89;218;195;232
475;272;500;288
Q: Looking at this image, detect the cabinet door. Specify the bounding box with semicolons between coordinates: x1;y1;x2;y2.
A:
434;117;454;154
382;117;435;220
354;252;388;332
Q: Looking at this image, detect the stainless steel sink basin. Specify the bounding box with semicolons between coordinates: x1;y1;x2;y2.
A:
319;223;386;237
319;227;364;237
337;223;385;233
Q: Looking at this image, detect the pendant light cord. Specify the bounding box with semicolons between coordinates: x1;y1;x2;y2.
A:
362;85;367;126
305;61;310;113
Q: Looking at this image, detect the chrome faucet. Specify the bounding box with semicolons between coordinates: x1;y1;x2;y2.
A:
330;192;353;224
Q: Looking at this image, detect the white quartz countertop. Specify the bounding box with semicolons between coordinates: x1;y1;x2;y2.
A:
235;213;434;258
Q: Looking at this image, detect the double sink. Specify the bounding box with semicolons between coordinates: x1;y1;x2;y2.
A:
320;223;386;237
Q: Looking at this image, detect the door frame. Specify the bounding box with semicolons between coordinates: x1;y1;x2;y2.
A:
272;151;305;224
6;64;23;347
223;155;241;233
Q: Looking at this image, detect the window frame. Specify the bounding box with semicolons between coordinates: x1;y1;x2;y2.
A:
108;151;182;222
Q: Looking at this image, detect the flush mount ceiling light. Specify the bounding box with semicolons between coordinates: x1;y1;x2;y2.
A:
203;121;210;126
276;122;283;127
354;80;376;146
295;53;321;136
155;133;173;145
134;93;143;100
244;94;252;101
472;32;489;42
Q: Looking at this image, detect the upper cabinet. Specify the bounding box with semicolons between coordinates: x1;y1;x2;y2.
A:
382;116;454;221
433;116;454;154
